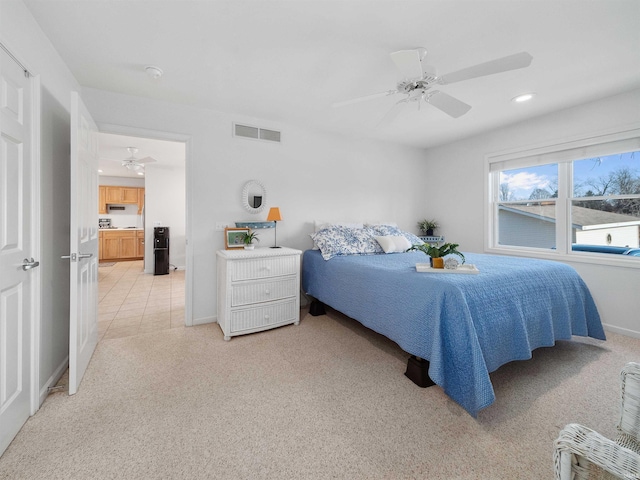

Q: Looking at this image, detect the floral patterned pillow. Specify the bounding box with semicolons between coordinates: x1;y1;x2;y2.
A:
367;224;424;246
310;225;382;260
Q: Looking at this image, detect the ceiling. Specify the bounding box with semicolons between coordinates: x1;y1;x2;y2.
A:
24;0;640;150
97;132;185;178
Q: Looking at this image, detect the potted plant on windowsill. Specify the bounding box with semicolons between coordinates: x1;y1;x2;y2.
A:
408;242;465;269
241;231;259;250
417;219;439;237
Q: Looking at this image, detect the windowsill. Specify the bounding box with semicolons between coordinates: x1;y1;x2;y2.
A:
485;246;640;270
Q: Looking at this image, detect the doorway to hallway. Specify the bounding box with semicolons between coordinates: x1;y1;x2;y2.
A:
97;261;185;341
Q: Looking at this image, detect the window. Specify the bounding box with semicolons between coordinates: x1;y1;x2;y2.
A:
487;128;640;265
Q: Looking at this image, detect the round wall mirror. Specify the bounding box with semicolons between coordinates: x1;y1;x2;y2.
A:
242;180;266;214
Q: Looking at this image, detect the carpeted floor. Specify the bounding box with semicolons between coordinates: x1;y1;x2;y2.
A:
1;308;638;479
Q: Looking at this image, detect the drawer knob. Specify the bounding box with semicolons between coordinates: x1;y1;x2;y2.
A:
264;289;270;295
264;314;270;320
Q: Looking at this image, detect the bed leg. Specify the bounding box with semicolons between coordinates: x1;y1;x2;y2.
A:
404;356;435;388
309;300;326;316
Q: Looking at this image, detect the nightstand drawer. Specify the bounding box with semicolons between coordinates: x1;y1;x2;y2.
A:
231;256;297;281
230;299;297;333
231;277;297;307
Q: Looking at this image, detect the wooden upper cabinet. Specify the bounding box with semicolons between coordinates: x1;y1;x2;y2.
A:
99;185;144;214
105;186;122;204
121;187;139;203
105;186;139;204
98;186;107;214
137;187;145;214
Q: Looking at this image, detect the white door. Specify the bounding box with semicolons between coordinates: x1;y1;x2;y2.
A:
67;92;99;395
0;47;37;455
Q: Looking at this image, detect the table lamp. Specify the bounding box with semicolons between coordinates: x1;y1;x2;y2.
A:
266;207;282;248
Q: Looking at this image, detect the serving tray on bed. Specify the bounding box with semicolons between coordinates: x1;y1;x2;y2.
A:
416;263;480;274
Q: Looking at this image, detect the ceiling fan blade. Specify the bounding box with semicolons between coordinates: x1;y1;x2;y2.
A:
376;99;408;128
332;90;397;108
390;49;424;80
427;91;471;118
438;52;533;85
136;156;157;164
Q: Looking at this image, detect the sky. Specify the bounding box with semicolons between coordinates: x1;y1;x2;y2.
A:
500;151;639;201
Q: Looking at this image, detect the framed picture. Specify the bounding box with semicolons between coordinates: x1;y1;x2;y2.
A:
225;227;249;249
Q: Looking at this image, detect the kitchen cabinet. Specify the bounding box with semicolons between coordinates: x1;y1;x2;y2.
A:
137;188;144;214
105;186;139;204
100;230;144;261
136;230;145;257
216;247;302;340
98;186;107;214
98;186;144;214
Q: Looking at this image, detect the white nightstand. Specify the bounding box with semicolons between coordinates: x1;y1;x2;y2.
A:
216;247;302;340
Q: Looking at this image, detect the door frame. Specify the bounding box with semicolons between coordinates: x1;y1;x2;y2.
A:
96;123;193;326
29;74;41;414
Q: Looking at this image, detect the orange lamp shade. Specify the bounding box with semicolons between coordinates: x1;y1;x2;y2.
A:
267;207;282;222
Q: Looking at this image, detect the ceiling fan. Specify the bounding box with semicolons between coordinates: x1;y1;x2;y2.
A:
120;147;157;172
333;48;533;123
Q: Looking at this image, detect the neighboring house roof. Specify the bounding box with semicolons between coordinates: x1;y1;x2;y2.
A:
500;204;640;230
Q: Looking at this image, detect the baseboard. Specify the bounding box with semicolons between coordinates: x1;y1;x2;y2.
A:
39;356;68;407
192;315;216;326
602;323;640;339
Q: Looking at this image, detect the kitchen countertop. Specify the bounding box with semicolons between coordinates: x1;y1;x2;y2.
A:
99;227;144;231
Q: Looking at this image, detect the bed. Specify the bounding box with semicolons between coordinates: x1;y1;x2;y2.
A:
302;224;606;417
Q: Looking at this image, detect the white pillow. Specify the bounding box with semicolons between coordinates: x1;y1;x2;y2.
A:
375;235;412;254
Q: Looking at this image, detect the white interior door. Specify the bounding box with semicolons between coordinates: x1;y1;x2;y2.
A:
0;47;37;455
67;92;99;395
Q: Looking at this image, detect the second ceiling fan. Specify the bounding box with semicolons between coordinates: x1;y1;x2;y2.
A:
120;147;157;172
334;49;533;123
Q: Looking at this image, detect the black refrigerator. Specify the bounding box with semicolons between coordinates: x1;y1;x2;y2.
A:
153;227;170;275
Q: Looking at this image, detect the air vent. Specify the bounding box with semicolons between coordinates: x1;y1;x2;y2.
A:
234;123;281;143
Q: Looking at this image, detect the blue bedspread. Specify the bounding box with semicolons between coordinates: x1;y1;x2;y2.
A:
302;250;605;417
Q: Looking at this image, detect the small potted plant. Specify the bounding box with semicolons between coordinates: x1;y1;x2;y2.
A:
408;242;465;269
417;219;439;236
241;231;260;250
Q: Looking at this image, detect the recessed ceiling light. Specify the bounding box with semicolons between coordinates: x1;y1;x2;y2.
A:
144;65;163;79
98;169;103;173
511;93;536;103
137;172;144;176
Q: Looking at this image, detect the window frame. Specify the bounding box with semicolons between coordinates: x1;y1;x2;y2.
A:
485;125;640;269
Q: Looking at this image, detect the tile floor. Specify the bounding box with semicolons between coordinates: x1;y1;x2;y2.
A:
98;260;185;342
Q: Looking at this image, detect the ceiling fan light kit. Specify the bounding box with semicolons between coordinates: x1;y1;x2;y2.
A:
335;49;533;121
118;146;157;173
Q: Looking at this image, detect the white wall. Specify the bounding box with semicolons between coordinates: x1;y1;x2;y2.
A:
423;88;640;337
1;0;81;399
144;164;186;272
99;175;145;187
81;87;429;324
